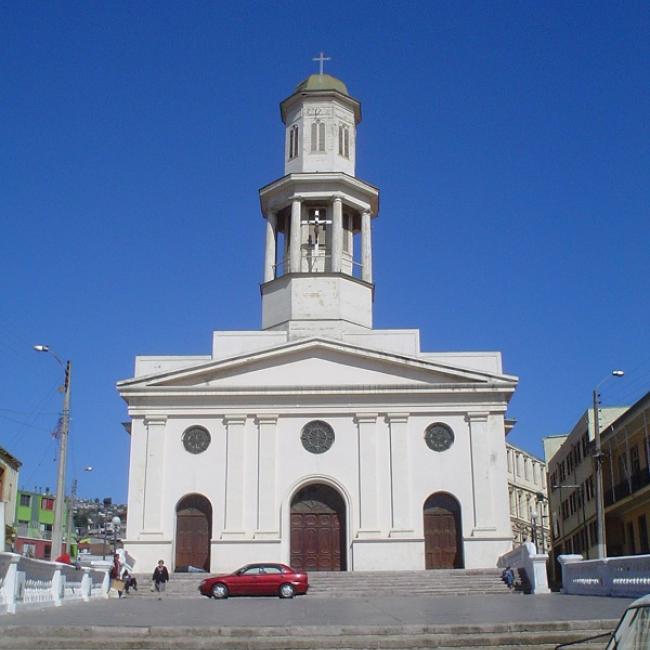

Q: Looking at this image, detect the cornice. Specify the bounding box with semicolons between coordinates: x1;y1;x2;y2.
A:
118;337;518;390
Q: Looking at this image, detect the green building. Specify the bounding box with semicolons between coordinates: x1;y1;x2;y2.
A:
14;488;75;560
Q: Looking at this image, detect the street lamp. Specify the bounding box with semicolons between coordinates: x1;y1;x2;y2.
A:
593;370;624;559
530;511;538;549
34;344;71;559
111;516;121;553
65;466;93;556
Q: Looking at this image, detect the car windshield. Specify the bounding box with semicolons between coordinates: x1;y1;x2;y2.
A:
607;605;650;649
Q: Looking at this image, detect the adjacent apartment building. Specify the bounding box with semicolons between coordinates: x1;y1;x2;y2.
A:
601;391;650;556
506;439;550;552
545;406;628;564
0;446;22;551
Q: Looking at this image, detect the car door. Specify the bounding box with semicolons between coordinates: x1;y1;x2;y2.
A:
231;565;260;595
258;564;283;595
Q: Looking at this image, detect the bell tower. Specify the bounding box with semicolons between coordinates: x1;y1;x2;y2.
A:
259;58;379;340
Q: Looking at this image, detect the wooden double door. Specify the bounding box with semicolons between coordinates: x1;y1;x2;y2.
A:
424;493;464;569
290;484;346;571
175;494;211;572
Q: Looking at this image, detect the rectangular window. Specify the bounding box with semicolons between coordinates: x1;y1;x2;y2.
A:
20;494;30;507
311;122;317;152
619;454;628;482
631;445;640;475
627;521;636;554
639;515;649;553
41;497;54;511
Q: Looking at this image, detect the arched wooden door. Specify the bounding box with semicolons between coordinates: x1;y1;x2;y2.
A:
423;492;464;569
290;484;346;572
175;494;212;572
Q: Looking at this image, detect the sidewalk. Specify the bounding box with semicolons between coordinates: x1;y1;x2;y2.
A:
0;592;634;629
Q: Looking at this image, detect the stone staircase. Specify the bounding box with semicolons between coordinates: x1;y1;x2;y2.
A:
128;568;514;599
0;620;616;649
307;569;514;597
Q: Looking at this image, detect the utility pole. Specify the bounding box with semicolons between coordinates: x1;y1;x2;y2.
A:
53;360;71;558
34;345;71;560
593;370;625;560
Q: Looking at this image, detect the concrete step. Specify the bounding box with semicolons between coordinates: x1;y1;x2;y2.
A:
129;569;513;599
0;621;616;650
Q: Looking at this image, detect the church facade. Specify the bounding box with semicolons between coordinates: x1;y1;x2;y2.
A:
118;70;518;573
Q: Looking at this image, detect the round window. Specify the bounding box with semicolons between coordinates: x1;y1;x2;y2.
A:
425;423;455;452
182;426;211;454
301;420;335;454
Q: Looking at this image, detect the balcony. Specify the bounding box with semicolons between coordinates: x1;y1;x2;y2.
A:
605;468;650;506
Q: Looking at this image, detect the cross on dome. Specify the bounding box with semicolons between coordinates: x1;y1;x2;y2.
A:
312;51;331;75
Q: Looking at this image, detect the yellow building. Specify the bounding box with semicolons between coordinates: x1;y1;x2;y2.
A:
1;445;22;551
602;391;650;556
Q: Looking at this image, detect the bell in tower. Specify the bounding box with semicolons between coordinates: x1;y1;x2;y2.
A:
259;56;379;341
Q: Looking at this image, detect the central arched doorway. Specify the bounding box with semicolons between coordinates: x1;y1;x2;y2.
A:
175;494;212;572
423;492;464;569
290;483;347;571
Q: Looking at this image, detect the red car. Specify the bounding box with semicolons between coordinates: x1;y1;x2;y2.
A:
198;563;309;599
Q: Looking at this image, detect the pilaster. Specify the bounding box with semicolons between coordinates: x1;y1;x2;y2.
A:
387;413;413;535
255;415;279;538
466;412;496;534
356;413;381;537
142;416;166;533
222;415;247;537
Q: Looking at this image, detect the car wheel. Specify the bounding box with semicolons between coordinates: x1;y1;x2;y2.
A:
279;583;295;599
211;583;229;599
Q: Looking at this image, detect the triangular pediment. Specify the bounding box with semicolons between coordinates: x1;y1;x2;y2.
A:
118;338;516;394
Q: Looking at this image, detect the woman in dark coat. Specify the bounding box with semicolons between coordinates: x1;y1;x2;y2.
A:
152;559;169;599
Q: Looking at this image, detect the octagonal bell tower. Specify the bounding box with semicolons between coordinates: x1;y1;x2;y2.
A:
259;63;379;341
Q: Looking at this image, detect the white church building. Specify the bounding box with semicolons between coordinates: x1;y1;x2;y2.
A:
118;68;518;574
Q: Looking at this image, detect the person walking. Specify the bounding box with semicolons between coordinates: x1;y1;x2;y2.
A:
110;553;125;598
152;559;169;600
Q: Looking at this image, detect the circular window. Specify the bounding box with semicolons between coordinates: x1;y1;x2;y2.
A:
301;420;335;454
425;423;455;452
182;426;211;454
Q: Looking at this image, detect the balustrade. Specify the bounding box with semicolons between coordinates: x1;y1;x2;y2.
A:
559;553;650;597
0;552;108;615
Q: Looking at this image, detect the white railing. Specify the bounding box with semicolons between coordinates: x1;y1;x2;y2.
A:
559;553;650;597
0;552;109;614
497;541;550;594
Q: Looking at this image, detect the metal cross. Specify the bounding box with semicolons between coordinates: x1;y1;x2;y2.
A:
312;51;331;75
306;210;332;254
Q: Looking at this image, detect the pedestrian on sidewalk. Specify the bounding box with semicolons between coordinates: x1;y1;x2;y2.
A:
152;559;169;599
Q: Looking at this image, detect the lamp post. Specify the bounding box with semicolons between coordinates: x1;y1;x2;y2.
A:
593;369;625;559
65;466;93;557
33;345;71;559
534;492;547;553
111;516;121;554
530;511;538;549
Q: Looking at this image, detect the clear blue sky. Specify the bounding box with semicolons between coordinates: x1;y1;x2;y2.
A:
1;1;648;503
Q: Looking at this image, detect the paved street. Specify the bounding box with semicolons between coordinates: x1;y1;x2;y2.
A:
0;593;634;629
